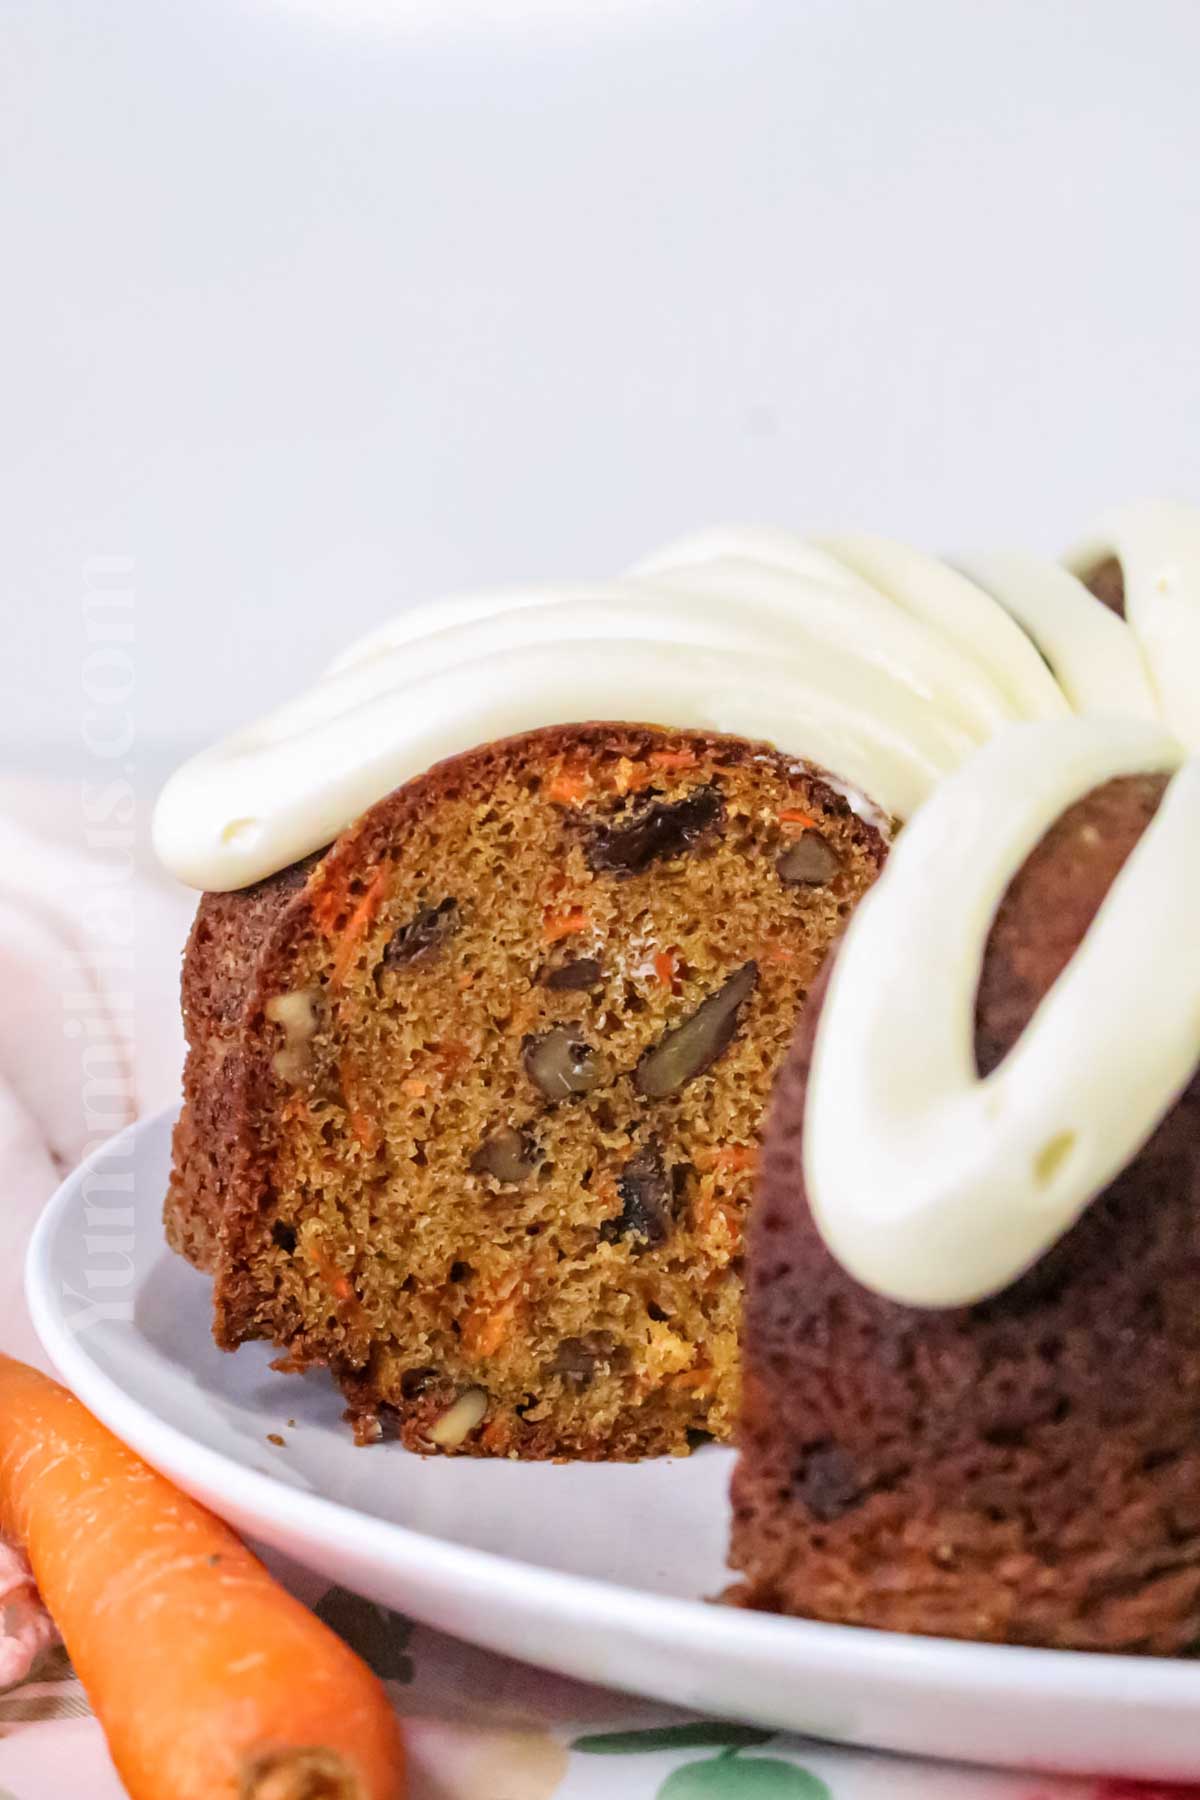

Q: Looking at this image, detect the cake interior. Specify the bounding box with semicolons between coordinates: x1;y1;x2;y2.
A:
170;727;886;1457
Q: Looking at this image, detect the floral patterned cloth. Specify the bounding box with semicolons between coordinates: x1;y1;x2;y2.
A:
0;777;1192;1798
0;1600;1194;1799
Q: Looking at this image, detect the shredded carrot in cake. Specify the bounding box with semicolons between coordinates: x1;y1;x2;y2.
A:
649;748;698;770
461;1270;527;1359
480;1416;515;1454
433;1040;472;1080
778;808;817;831
348;1110;376;1150
338;1054;379;1151
316;865;391;985
308;870;344;936
653;948;679;989
542;905;590;942
670;1366;715;1392
547;769;594;806
595;1177;621;1219
699;1144;759;1175
305;1238;355;1305
708;1206;743;1252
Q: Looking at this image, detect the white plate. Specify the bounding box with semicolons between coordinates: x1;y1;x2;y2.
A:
26;1108;1200;1779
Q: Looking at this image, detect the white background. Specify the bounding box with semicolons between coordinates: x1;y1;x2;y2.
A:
4;0;1200;767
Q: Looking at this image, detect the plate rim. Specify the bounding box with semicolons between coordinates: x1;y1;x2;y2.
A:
25;1108;1200;1721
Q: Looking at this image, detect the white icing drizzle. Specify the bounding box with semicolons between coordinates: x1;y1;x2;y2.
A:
958;551;1160;723
1065;499;1200;750
804;718;1200;1307
816;533;1072;721
154;503;1200;893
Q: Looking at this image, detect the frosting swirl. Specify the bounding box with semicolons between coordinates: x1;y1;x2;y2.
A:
153;501;1198;892
804;717;1200;1307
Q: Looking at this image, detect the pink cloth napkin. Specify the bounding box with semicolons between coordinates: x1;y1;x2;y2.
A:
0;778;193;1683
0;780;191;1367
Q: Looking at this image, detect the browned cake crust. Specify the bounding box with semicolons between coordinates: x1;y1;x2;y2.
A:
731;773;1200;1653
167;723;887;1459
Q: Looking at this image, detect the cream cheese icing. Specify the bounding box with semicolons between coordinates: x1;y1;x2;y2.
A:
803;717;1200;1307
1066;499;1200;749
153;502;1198;893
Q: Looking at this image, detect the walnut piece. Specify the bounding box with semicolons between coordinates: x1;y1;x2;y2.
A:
523;1026;606;1100
427;1387;488;1448
635;962;759;1098
470;1125;539;1185
777;832;841;886
265;988;322;1084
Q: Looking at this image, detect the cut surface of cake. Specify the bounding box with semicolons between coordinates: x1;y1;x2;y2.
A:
166;724;886;1457
732;718;1200;1651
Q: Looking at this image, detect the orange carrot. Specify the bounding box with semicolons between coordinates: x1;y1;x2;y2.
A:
648;748;697;770
653;948;678;989
542;905;590;942
669;1366;714;1392
306;1238;356;1305
303;1239;373;1339
479;1416;515;1455
702;1144;759;1175
461;1291;522;1359
460;1270;525;1359
330;867;390;986
348;1109;378;1150
309;868;348;938
338;1054;379;1151
777;808;816;831
432;1039;472;1079
546;768;593;806
0;1355;405;1800
700;1198;743;1247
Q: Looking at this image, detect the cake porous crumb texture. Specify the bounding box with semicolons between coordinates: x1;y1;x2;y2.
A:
732;773;1200;1653
166;724;886;1459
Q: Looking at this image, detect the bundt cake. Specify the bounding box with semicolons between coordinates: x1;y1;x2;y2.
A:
156;501;1200;1460
732;717;1200;1652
